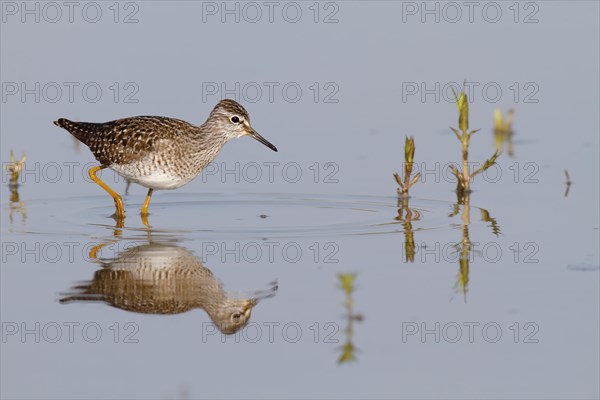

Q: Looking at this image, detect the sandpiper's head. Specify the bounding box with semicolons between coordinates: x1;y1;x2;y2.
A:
210;298;256;335
208;99;277;152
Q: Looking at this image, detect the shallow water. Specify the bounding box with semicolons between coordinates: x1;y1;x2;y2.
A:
2;189;598;398
1;1;599;399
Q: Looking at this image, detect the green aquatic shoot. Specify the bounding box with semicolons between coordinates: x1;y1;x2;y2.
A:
494;108;515;157
449;88;500;195
3;150;26;189
3;150;27;224
394;136;421;197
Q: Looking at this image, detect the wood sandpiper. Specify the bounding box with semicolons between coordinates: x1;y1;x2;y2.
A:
54;99;277;221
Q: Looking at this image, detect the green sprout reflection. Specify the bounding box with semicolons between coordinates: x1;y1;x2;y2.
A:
396;195;422;263
337;273;363;364
449;192;501;302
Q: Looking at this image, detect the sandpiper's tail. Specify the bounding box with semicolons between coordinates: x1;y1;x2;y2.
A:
54;118;82;132
53;118;104;146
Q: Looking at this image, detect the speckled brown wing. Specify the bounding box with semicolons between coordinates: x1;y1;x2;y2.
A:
59;244;224;315
61;268;201;314
53;116;196;166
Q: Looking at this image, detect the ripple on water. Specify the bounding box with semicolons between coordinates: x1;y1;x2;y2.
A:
3;192;493;239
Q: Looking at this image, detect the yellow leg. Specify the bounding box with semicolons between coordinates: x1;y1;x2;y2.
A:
88;166;125;220
141;188;153;216
141;213;151;228
88;242;108;260
140;189;153;228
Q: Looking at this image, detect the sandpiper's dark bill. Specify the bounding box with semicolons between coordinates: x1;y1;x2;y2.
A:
248;129;278;152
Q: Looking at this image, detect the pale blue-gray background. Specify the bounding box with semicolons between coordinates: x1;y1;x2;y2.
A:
1;1;599;399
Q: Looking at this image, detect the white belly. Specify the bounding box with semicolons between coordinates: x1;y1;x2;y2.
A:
110;164;192;190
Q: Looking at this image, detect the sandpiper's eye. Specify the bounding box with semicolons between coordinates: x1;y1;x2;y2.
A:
232;313;241;322
230;116;240;124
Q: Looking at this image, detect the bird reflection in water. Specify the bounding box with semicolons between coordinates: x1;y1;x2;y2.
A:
60;243;277;334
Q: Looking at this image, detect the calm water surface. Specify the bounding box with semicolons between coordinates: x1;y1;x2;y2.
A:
1;2;599;399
